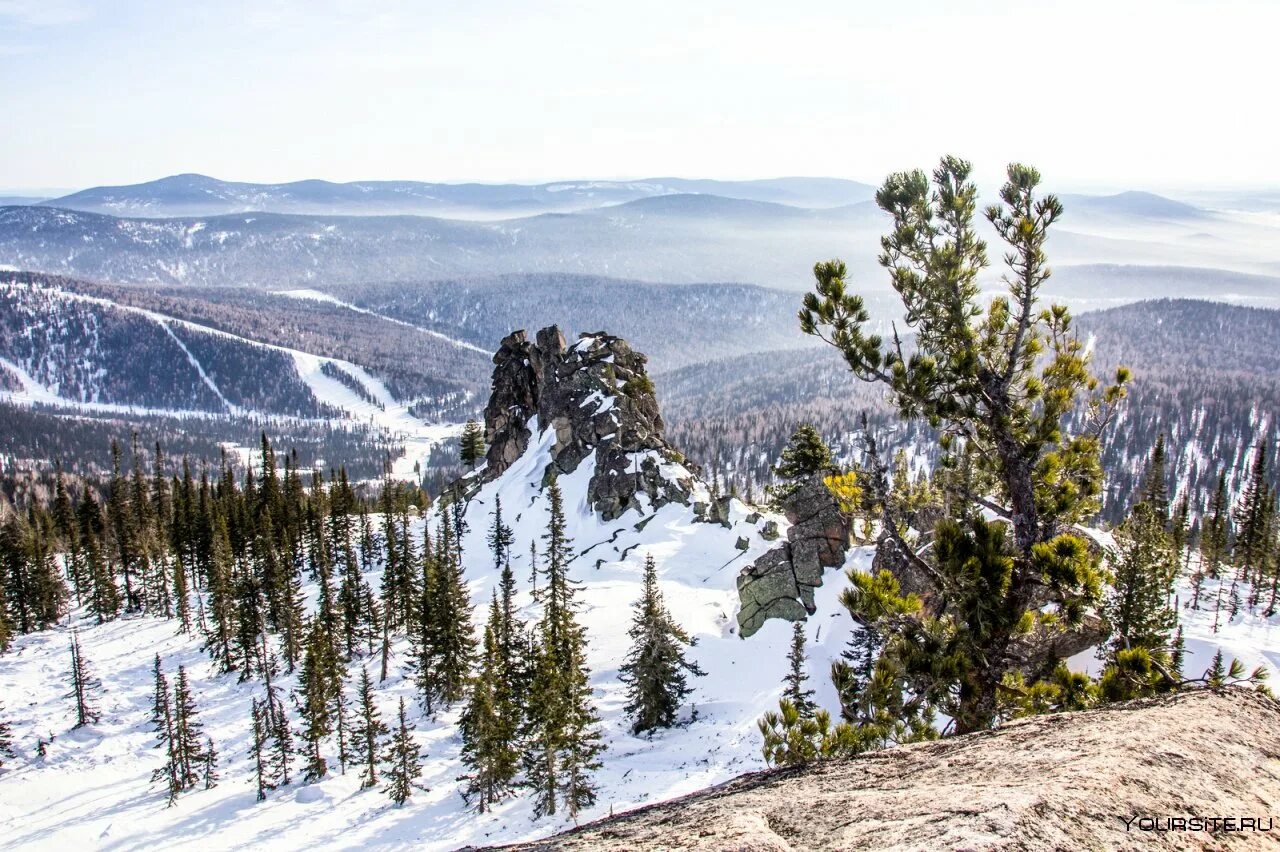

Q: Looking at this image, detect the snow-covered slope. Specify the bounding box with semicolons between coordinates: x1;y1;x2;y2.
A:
0;279;459;480
3;422;1278;849
0;411;855;850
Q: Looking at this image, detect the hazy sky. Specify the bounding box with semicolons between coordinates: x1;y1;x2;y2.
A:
1;0;1275;193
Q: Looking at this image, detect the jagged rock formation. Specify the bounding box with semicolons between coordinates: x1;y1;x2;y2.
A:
737;475;852;637
479;326;696;520
489;687;1280;851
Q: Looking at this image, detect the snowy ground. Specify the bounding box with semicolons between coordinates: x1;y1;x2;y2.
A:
0;423;855;851
3;423;1276;849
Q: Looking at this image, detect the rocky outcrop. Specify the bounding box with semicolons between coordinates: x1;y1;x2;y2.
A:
488;687;1280;851
479;326;696;520
736;474;852;637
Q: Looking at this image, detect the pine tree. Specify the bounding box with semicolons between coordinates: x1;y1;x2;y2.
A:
384;697;423;807
351;667;387;789
770;424;835;504
0;701;14;769
1104;502;1179;658
410;526;443;714
460;597;521;811
619;555;704;734
487;497;514;573
523;481;604;818
1136;434;1171;521
172;665;206;791
557;632;604;819
203;736;219;790
27;510;69;629
296;621;340;782
69;633;101;728
799;159;1125;733
1201;473;1231;580
251;698;270;801
1235;443;1272;585
432;514;475;706
782;621;817;718
150;655;181;803
460;419;486;470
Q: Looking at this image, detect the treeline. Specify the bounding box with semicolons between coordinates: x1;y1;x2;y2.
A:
0;405;411;505
0;433;702;817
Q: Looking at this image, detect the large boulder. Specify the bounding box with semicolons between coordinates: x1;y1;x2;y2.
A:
736;474;852;637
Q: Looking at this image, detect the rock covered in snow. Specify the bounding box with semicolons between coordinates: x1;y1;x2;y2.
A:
479;325;696;521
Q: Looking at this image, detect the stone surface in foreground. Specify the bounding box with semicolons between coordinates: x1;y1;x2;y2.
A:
485;688;1280;851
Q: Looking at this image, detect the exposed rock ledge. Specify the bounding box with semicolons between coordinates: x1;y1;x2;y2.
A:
486;688;1280;851
736;474;851;637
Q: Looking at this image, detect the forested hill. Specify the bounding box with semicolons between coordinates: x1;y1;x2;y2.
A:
660;298;1280;523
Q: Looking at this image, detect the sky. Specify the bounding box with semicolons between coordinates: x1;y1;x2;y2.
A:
1;0;1276;194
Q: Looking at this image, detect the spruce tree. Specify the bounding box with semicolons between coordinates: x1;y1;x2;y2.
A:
487;497;515;573
460;597;521;811
69;633;101;728
384;697;423;807
782;621;817;718
296;621;339;782
433;515;475;706
1201;473;1231;580
1103;503;1179;658
203;736;218;790
173;665;206;791
27;510;69;629
619;555;704;734
1136;434;1171;521
150;655;181;804
351;667;387;789
0;701;14;769
460;419;486;470
1235;443;1272;585
251;698;270;801
523;481;604;818
769;424;835;504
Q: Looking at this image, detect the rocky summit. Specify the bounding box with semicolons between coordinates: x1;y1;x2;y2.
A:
479;325;697;521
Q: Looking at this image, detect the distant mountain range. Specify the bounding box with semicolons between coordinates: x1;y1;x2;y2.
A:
2;196;1277;296
30;173;878;218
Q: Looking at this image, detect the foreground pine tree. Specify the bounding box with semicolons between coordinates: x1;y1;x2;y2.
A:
296;621;341;782
351;667;387;789
69;633;101;728
619;555;704;734
799;159;1127;734
385;697;423;807
173;666;206;789
769;424;834;504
